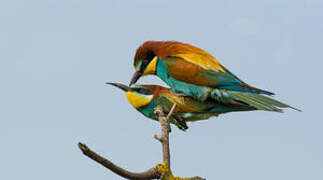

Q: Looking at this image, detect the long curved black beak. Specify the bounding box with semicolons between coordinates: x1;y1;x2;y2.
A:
129;71;142;86
106;82;131;92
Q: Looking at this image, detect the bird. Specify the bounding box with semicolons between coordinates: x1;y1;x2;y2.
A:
129;41;300;112
106;82;295;130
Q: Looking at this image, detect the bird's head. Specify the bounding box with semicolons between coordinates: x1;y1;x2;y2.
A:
106;82;155;109
130;48;158;86
129;40;206;85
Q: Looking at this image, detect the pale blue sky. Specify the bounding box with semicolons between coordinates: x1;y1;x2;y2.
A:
1;0;322;179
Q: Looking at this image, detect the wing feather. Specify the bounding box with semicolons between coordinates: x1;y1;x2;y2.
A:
162;57;274;95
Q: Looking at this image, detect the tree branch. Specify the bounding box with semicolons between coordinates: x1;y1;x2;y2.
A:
78;103;205;180
167;103;177;120
78;142;160;180
154;104;176;171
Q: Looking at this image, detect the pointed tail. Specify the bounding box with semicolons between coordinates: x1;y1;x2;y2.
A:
217;90;301;112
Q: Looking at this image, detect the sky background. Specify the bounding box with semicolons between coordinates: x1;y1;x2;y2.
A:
1;0;322;179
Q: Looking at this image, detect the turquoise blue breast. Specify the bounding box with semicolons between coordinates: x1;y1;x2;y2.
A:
137;100;179;125
138;100;157;120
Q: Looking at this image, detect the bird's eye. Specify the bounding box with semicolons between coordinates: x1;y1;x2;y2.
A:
142;59;149;65
138;88;152;95
139;88;146;93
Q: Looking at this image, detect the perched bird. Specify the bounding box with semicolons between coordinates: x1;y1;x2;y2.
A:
106;82;294;130
129;41;300;112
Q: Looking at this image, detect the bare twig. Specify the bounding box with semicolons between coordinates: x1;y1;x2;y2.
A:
154;103;177;173
78;103;205;180
78;142;160;180
166;103;177;120
154;104;174;171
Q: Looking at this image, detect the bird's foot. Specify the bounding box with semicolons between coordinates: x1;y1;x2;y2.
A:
173;115;188;131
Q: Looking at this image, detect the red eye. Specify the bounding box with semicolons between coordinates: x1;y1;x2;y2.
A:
142;59;148;64
139;89;145;93
137;88;152;95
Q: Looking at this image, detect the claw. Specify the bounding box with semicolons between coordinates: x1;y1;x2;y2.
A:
172;114;188;131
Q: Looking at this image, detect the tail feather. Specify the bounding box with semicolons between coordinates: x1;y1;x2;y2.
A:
248;94;301;111
230;92;282;112
218;90;300;112
245;84;275;96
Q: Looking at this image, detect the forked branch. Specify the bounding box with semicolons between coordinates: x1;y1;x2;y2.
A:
78;103;205;180
154;104;175;171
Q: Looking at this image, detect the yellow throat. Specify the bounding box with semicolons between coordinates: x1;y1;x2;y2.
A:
125;91;153;109
142;56;158;76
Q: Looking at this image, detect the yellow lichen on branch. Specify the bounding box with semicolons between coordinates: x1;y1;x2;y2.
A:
155;162;204;180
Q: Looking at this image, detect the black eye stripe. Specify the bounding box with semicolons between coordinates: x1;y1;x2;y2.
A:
132;87;152;95
142;59;148;64
140;59;149;72
139;51;156;72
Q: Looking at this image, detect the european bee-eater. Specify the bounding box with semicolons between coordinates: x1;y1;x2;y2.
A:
129;41;300;112
107;83;296;130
